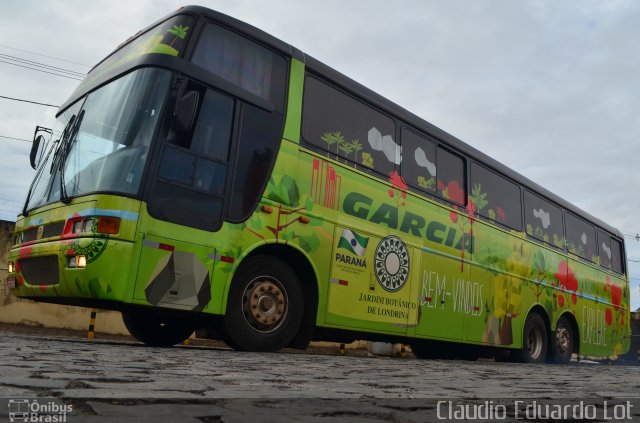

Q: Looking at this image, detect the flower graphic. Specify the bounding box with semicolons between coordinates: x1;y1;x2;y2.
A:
554;260;578;292
496;206;506;223
605;308;613;326
446;180;465;204
610;284;621;307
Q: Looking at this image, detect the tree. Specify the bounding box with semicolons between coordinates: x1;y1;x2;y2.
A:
350;139;362;167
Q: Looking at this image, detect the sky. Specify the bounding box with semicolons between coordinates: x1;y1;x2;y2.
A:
0;0;639;310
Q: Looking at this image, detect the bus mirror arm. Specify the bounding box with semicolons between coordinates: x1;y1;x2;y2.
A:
173;90;199;133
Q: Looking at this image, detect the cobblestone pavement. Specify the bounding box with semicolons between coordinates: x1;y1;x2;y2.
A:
0;332;639;422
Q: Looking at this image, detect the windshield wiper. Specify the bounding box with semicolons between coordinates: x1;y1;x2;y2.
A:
22;138;58;217
59;110;84;205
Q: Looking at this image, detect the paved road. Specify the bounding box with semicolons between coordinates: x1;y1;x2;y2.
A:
0;332;639;422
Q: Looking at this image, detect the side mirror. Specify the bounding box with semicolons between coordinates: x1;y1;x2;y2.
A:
30;125;52;169
29;135;46;170
174;90;199;133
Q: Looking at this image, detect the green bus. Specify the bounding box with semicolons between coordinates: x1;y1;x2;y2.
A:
6;6;630;363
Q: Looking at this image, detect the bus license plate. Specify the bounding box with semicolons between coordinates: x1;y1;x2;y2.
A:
5;277;16;290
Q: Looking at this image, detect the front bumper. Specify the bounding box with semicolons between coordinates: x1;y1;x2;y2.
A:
7;236;135;303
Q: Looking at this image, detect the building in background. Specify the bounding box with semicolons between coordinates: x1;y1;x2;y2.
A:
0;220;14;283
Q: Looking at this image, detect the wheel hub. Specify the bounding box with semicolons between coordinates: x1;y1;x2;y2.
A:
556;324;571;353
242;278;287;333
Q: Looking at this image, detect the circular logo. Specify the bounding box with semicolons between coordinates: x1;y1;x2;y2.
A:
374;236;410;292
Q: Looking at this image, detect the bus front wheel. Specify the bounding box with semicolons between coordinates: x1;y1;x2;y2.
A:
516;313;548;363
122;310;195;347
222;256;304;352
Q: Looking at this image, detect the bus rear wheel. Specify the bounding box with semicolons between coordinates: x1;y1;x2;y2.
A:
515;313;548;363
122;310;195;347
548;315;574;364
222;256;303;352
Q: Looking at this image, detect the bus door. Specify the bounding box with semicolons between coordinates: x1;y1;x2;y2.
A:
325;227;414;334
133;81;237;311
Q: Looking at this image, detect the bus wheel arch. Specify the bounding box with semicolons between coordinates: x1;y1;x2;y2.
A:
221;245;318;351
549;312;579;364
244;243;319;350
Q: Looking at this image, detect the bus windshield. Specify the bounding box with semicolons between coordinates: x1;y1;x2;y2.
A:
26;67;172;210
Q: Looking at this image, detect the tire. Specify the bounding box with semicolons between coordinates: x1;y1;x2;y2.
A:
515;313;548;363
122;310;195;347
222;256;304;352
548;315;575;364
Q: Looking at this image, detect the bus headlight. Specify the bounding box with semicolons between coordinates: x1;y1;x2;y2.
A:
67;255;87;269
8;261;14;273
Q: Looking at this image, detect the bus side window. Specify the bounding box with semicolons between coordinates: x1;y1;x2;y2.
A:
191;23;287;112
524;191;564;249
437;147;466;206
301;75;397;177
401;128;437;194
610;237;624;274
565;213;597;261
227;103;283;221
599;230;613;270
470;163;521;230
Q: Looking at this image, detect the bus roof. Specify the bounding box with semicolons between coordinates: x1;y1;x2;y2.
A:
151;6;626;238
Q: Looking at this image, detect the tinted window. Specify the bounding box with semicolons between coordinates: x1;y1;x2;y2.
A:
228;104;283;220
611;237;624;274
524;191;564;248
150;181;223;231
471;164;521;229
162;87;233;197
192;23;287;111
565;213;596;261
401;128;436;193
190;90;234;161
150;84;234;231
302;76;397;176
599;230;613;270
437;147;466;205
599;230;624;274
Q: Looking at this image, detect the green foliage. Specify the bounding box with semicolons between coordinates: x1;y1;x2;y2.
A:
532;250;546;275
534;226;544;238
297;233;321;253
418;176;436;190
361;152;374;167
471;184;488;212
267;175;300;207
321;131;345;153
321;131;363;164
167;25;189;39
350;139;363;162
338;140;354;156
247;215;263;231
568;243;585;257
552;234;565;249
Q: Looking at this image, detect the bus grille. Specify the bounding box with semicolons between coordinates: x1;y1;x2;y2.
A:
20;256;59;285
21;221;66;243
